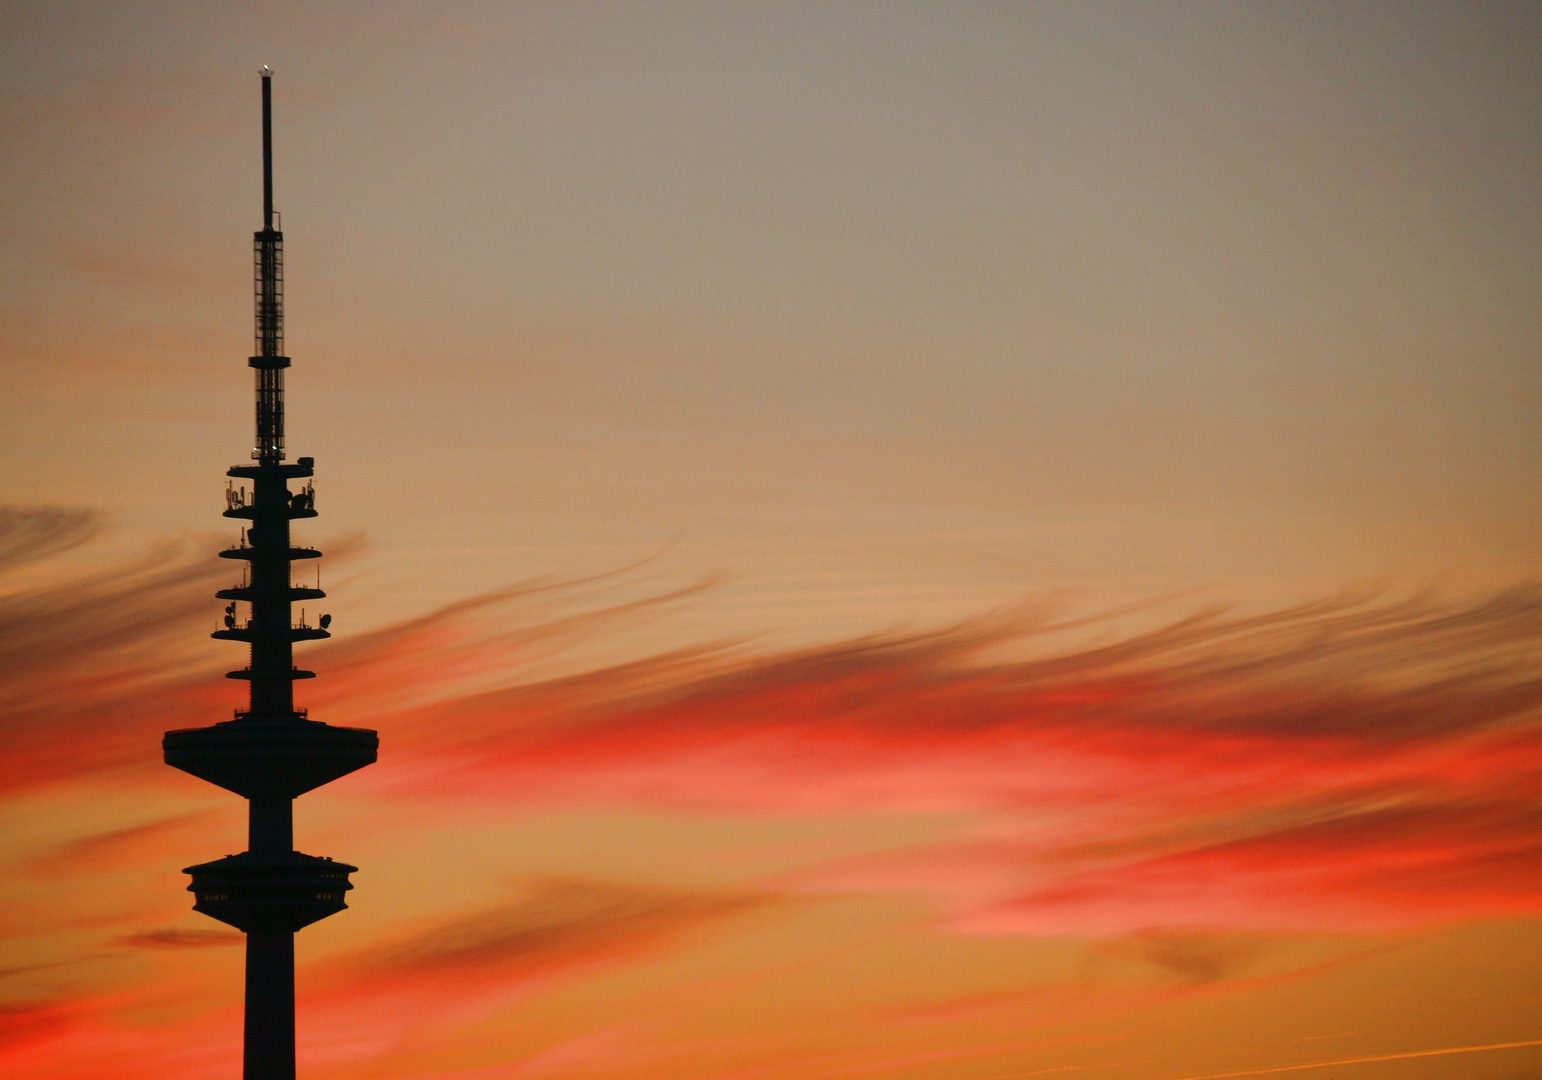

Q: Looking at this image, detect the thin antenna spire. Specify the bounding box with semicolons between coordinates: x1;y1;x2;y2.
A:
261;67;274;230
253;67;286;462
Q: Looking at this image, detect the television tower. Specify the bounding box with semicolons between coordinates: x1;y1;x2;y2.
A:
164;69;378;1080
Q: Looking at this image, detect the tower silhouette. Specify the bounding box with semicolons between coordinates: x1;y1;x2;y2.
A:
164;69;378;1080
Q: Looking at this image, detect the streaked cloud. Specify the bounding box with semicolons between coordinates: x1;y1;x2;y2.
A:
0;506;98;573
4;508;1542;1077
342;877;765;982
113;928;242;949
7;508;1542;938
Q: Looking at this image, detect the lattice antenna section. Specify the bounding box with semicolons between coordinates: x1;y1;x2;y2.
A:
251;68;288;465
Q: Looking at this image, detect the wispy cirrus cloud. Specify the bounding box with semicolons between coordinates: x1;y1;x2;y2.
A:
4;506;1542;1079
0;506;365;792
27;809;228;876
350;586;1542;934
0;506;99;573
113;928;242;949
7;501;1542;942
347;877;766;981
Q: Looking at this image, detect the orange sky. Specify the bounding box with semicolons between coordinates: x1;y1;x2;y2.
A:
3;3;1542;1079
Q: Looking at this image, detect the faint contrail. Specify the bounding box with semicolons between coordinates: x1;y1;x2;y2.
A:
1159;1036;1542;1079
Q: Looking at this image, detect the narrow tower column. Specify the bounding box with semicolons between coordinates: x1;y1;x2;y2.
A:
245;932;297;1080
249;797;293;854
164;68;378;1080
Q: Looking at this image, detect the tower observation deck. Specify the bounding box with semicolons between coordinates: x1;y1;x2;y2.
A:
164;69;378;1080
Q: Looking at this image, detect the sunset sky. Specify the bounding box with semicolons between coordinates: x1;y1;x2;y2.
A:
3;3;1542;1078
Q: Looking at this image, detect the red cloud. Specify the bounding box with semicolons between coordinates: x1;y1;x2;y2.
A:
114;928;243;949
8;508;1542;1079
347;587;1542;934
7;503;1542;940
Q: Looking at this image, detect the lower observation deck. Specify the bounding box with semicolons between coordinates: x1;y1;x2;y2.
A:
185;850;356;933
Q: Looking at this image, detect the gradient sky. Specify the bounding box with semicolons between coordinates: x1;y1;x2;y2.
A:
3;3;1542;1079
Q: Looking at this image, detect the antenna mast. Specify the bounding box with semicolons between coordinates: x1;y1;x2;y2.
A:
254;66;285;463
263;67;274;230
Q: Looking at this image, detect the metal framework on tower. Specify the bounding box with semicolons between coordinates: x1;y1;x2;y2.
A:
164;69;379;1080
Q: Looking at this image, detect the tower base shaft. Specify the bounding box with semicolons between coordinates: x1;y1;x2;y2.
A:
245;930;295;1080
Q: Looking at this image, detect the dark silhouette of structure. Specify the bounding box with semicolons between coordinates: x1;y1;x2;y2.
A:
164;69;378;1080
